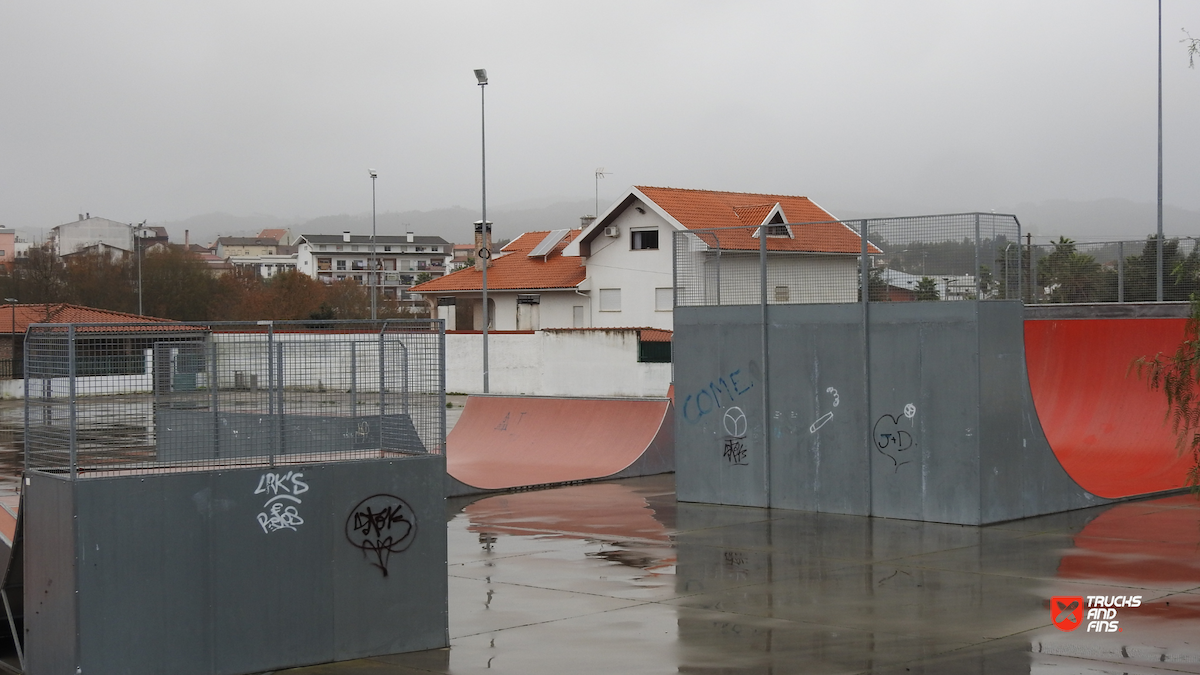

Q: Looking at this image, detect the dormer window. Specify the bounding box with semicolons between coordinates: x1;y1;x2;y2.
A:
752;205;794;238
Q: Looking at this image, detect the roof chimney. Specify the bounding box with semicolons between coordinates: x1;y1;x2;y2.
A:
406;231;414;243
579;215;596;230
342;231;351;243
78;214;84;221
185;229;190;247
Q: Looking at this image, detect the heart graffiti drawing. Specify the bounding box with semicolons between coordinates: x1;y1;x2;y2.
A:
873;410;915;471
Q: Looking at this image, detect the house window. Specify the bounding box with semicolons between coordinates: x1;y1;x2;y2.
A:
336;260;347;270
318;245;327;251
351;245;359;251
655;288;673;311
765;225;789;237
383;246;392;252
352;260;367;270
599;288;621;312
631;229;659;250
774;285;790;302
316;258;332;271
638;339;671;363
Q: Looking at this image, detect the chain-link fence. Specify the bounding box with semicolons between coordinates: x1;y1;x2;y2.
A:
674;213;1022;306
24;319;445;477
1025;237;1200;304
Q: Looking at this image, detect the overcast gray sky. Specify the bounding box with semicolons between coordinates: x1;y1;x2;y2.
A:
2;1;1198;232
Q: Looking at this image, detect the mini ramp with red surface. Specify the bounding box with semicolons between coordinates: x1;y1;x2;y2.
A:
1025;316;1195;499
446;395;674;496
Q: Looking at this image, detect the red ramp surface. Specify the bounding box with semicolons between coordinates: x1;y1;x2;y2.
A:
447;395;673;492
1025;317;1194;499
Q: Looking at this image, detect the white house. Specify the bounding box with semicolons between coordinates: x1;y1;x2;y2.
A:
412;186;873;331
51;215;133;257
295;232;451;304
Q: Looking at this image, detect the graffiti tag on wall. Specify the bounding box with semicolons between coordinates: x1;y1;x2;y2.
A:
681;368;754;424
345;494;418;577
255;471;309;533
874;404;917;471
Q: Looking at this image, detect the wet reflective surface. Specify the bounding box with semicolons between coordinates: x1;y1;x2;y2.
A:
277;475;1200;675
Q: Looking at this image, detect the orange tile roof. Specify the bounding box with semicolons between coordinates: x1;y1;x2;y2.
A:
410;230;585;294
0;303;186;334
635;186;880;255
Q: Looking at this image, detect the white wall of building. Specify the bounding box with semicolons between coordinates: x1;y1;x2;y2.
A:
692;253;860;305
53;218;133;256
445;330;671;397
445;290;583;331
578;199;675;330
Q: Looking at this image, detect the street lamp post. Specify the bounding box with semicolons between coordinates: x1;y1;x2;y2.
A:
369;169;378;320
475;68;490;393
1156;0;1164;302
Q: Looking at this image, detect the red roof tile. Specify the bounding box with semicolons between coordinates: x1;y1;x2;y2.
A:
0;303;185;334
411;230;585;294
635;186;880;255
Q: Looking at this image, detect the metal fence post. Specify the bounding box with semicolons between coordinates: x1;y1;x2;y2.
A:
68;324;77;480
973;214;981;299
715;231;722;306
351;341;359;416
860;220;872;515
22;332;28;474
1030;244;1038;304
438;319;447;454
266;323;277;466
378;323;387;438
1118;241;1125;304
275;340;284;457
759;222;770;506
210;339;220;459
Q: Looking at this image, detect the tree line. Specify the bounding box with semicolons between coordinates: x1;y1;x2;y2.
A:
874;234;1199;303
0;244;430;321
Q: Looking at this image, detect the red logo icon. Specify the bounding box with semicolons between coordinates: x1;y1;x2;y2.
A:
1052;596;1084;631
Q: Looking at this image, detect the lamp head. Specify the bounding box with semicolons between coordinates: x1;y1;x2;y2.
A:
474;69;488;85
368;169;377;179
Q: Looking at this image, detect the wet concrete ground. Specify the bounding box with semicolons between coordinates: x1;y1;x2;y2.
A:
279;475;1200;675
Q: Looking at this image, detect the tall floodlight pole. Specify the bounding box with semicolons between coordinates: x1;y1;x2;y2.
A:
1157;0;1164;302
369;169;378;320
475;68;490;393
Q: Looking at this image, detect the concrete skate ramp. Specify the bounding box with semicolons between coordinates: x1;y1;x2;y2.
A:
446;395;674;495
1025;316;1194;499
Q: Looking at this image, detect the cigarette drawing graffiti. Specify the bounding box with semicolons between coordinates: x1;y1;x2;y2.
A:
346;494;418;577
809;387;840;433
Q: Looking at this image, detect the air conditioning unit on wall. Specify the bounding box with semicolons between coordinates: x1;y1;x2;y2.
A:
604;226;619;238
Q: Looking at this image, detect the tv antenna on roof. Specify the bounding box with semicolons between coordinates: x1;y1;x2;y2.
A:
594;167;611;219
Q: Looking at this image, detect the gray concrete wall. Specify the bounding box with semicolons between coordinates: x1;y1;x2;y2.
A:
674;300;1108;525
25;455;447;675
